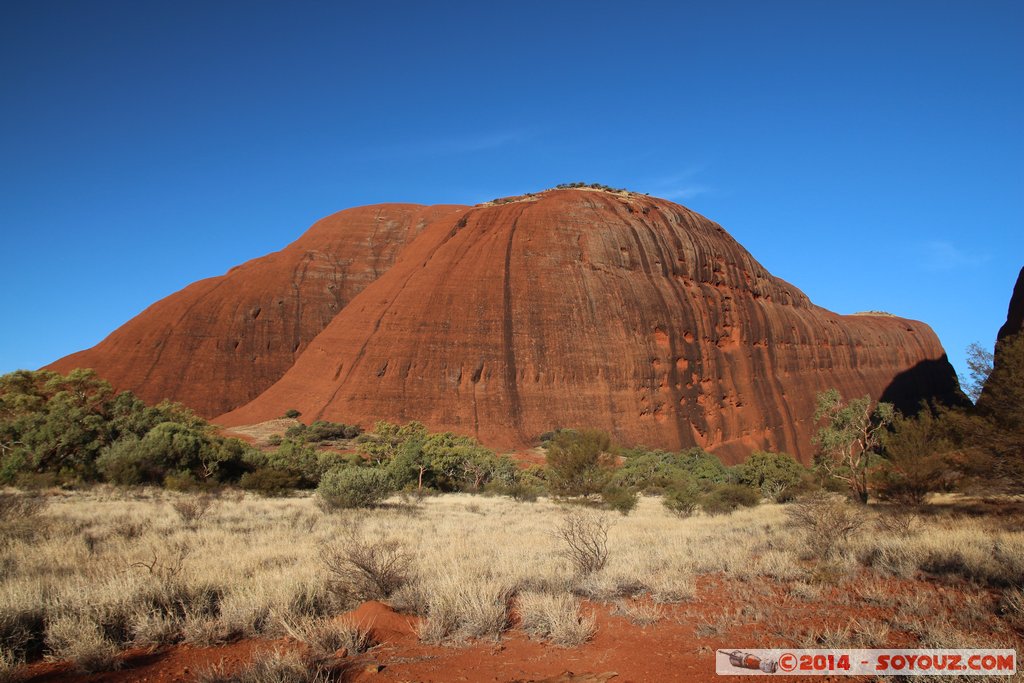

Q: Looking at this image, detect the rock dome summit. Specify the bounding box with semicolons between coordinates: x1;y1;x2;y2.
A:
49;187;962;461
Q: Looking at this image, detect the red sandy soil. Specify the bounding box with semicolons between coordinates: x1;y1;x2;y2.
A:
19;574;1012;683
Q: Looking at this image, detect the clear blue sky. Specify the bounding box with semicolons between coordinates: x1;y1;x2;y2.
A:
2;1;1021;385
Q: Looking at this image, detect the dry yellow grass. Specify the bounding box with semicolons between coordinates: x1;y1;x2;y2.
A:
2;486;1023;675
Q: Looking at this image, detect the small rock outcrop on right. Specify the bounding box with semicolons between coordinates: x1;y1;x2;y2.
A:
997;267;1024;343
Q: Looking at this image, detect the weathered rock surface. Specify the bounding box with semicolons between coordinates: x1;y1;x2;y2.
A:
47;204;465;417
219;189;961;462
997;267;1024;343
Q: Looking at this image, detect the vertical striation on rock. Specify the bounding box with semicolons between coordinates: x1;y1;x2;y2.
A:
217;189;962;462
46;203;467;417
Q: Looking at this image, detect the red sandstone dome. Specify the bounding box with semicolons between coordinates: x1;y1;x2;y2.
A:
47;203;466;417
209;189;961;461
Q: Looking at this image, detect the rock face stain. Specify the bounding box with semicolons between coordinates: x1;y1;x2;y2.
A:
47;203;466;417
215;190;961;462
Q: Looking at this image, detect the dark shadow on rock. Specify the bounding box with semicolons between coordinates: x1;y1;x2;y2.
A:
880;354;970;416
997;266;1024;343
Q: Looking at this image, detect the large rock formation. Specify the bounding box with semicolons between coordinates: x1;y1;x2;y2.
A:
217;189;961;461
997;267;1024;343
47;203;466;417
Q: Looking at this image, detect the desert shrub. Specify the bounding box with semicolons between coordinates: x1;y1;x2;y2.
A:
279;615;375;657
998;588;1024;631
316;466;392;510
357;421;428;466
197;648;333;683
0;369;234;483
699;483;760;515
517;592;596;646
733;451;806;500
613;449;671;492
648;572;696;603
95;436;149;485
600;482;638;514
612;599;663;625
416;575;513;644
0;605;46;662
490;464;546;501
0;647;20;683
676;448;730;484
306;421;361;442
95;422;251;487
555;509;611;576
545;429;615;497
164;471;204;491
496;479;540;502
661;474;700;516
319;528;412;604
616;447;729;491
284;423;308;440
45;615;121;674
774;475;821;502
787;493;865;559
283;409;302;419
129;610;183;648
855;537;918;579
247;440;341;488
266;434;283;447
239;467;301;496
873;507;921;538
0;491;47;542
170;494;216;525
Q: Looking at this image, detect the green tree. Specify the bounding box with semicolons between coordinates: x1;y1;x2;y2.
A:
733;451;806;500
661;472;701;516
968;334;1024;487
676;447;729;485
812;389;895;504
358;421;428;466
962;342;994;404
875;407;958;504
545;429;615;497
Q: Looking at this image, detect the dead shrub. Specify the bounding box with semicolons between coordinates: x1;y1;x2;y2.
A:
874;507;921;538
319;528;412;606
786;494;864;559
170;494;216;525
129;541;192;582
554;509;610;576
